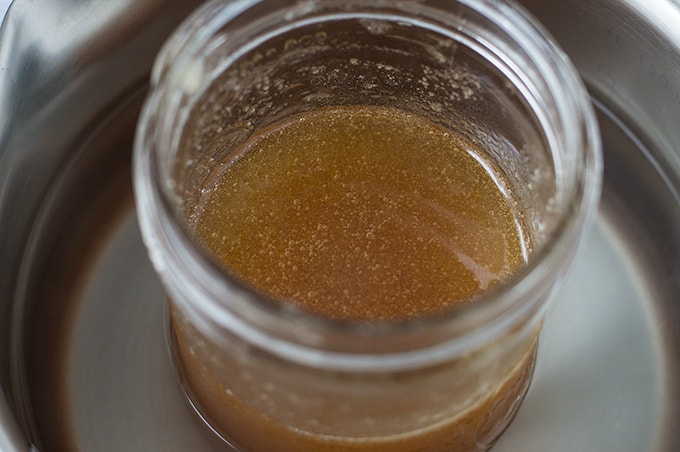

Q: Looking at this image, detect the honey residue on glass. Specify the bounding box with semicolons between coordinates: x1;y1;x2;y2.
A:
192;105;527;321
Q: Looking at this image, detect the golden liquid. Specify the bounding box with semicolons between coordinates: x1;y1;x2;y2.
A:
193;105;526;320
181;105;535;451
173;318;538;452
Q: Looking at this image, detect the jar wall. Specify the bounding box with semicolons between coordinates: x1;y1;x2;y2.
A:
157;1;559;248
170;303;541;451
133;0;600;451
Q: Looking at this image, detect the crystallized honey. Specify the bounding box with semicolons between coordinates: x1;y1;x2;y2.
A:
172;315;538;452
177;105;536;451
193;105;527;321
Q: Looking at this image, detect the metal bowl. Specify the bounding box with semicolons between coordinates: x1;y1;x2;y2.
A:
1;0;679;450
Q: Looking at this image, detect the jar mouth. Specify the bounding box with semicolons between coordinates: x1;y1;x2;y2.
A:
134;0;602;370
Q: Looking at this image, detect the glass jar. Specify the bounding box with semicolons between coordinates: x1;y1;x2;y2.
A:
133;0;601;450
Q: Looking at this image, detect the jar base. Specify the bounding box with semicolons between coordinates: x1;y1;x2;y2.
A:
168;309;539;452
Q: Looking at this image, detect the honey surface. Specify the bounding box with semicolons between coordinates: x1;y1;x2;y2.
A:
194;105;525;320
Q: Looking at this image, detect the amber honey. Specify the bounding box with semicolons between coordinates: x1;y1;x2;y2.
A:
173;104;536;450
193;105;527;321
172;317;537;451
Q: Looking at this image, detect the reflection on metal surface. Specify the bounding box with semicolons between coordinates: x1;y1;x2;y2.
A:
519;3;680;447
520;0;680;186
0;1;202;450
1;0;680;450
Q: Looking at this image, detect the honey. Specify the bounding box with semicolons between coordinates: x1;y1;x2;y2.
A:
193;105;527;321
174;104;536;450
172;316;538;451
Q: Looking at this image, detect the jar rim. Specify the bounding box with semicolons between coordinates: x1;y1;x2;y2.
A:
133;0;602;371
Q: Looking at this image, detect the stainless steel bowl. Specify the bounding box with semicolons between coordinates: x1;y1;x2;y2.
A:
1;0;679;450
